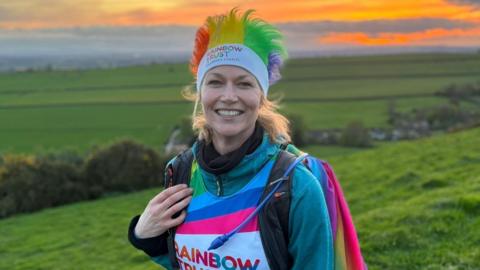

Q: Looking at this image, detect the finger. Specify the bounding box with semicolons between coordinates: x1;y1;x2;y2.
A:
165;195;192;217
161;188;193;209
169;210;187;227
150;184;189;204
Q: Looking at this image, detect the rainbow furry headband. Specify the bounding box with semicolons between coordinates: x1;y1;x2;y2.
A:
190;8;288;95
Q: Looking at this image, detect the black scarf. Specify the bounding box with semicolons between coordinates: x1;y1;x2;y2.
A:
196;122;264;175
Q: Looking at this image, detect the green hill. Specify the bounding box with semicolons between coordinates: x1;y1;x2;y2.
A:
1;127;479;270
330;128;480;269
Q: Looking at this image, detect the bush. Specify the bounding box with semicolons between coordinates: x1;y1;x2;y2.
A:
0;140;167;219
177;117;196;145
286;113;307;147
0;154;89;218
339;121;372;147
84;140;164;193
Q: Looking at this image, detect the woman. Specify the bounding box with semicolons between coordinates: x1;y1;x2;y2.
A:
128;8;333;270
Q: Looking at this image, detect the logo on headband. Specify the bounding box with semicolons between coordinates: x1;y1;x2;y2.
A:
206;45;244;64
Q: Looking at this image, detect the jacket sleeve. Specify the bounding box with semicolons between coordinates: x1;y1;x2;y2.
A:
127;157;179;269
288;164;334;270
127;215;173;269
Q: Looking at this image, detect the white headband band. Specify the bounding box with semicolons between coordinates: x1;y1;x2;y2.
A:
196;44;269;95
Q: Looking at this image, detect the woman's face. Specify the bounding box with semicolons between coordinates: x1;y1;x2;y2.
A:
201;65;262;143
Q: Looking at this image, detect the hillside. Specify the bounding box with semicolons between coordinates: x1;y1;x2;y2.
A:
0;128;479;269
330;128;480;269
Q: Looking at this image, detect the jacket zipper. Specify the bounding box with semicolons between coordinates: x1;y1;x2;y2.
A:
216;175;224;196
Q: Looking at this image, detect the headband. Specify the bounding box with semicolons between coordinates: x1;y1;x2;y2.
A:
189;8;288;96
196;44;269;94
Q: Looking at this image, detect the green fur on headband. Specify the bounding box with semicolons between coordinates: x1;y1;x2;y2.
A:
193;8;288;70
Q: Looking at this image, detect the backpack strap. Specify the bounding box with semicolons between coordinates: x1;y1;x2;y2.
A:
165;148;194;188
258;149;296;270
165;148;194;270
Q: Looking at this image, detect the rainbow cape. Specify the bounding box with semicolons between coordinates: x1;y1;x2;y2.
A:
289;146;367;270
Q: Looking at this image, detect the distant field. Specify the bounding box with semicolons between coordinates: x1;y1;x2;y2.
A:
0;103;191;153
1;53;480;154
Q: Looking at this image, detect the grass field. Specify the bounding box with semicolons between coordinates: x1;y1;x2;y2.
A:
1;53;480;154
0;103;190;153
1;127;478;270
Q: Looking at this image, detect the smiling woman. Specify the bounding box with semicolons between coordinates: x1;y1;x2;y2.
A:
127;8;335;270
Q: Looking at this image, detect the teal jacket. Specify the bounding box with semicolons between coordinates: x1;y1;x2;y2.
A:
150;134;333;269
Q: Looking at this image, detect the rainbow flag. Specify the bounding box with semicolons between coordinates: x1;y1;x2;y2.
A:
322;161;367;270
303;156;367;270
288;144;367;270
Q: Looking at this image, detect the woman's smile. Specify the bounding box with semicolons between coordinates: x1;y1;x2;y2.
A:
215;109;244;117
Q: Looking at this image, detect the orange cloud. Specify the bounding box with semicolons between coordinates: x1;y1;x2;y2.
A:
98;0;480;26
318;27;480;46
1;0;480;29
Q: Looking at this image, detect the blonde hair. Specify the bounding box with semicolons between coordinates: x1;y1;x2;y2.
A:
181;85;291;144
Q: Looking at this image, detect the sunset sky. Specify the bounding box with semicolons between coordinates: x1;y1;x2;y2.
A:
1;0;480;49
